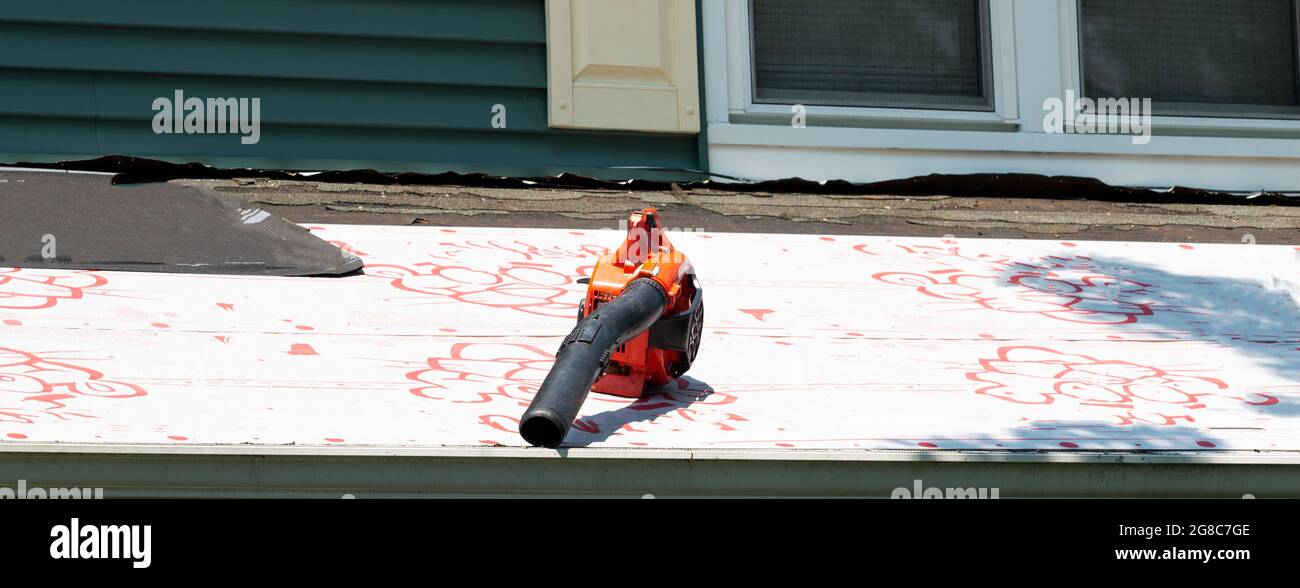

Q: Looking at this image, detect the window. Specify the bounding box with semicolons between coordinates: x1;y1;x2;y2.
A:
1079;0;1300;118
749;0;994;111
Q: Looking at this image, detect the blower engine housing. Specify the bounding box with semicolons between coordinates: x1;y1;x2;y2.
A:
580;208;703;398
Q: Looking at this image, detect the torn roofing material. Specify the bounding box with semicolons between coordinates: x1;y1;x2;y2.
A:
9;155;1300;206
0;169;361;276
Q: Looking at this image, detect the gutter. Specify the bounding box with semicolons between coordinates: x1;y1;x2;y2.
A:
3;444;1297;498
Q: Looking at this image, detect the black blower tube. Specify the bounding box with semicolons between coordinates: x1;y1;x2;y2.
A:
520;279;667;447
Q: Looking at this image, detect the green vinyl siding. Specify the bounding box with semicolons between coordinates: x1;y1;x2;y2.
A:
0;0;704;180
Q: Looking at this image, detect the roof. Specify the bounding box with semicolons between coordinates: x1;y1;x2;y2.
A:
1;224;1297;495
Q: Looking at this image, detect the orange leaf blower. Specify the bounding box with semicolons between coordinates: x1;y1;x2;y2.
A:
520;208;703;447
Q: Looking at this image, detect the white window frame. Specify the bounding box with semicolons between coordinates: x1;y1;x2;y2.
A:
1058;0;1300;135
701;0;1300;175
722;0;1020;131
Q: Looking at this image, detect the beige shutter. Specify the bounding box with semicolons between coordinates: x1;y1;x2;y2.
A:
546;0;700;134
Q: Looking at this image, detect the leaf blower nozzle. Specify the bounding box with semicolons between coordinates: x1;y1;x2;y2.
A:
519;279;666;447
520;208;704;448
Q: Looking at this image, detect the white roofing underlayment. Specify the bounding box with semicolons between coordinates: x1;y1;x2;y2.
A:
0;225;1297;459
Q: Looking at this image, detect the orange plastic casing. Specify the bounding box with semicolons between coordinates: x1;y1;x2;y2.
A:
582;209;696;398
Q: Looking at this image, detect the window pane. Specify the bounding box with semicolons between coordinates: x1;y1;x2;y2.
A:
1080;0;1300;117
751;0;991;110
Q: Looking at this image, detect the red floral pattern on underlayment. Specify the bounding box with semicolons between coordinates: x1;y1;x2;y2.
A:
966;346;1278;426
367;240;608;318
872;244;1170;324
0;347;146;423
424;240;608;264
0;268;107;310
406;342;737;436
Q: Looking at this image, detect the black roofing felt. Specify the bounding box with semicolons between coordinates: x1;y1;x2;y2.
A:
0;169;361;276
11;155;1298;206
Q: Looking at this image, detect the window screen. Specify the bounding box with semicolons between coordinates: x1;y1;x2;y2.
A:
1080;0;1300;118
750;0;992;110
